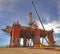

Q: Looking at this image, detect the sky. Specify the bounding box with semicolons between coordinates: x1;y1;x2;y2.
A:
0;0;60;47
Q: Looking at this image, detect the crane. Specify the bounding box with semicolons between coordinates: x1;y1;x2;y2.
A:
32;1;55;46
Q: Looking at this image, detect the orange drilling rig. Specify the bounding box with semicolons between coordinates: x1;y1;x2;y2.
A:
2;1;55;47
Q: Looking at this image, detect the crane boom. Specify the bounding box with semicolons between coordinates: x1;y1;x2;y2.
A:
32;1;52;45
32;1;45;30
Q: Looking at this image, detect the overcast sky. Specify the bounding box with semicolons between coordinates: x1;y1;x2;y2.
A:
0;0;60;47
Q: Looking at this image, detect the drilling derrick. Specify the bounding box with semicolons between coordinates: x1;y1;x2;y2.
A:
10;21;21;47
29;12;33;27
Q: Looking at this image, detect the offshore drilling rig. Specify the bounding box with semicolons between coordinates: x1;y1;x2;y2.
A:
2;1;55;47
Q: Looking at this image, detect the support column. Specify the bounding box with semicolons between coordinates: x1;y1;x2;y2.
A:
10;21;21;47
33;30;41;47
23;37;27;47
47;29;55;46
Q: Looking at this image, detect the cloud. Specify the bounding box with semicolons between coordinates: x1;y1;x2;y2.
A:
57;0;60;15
0;0;21;11
37;17;60;33
50;0;60;33
57;0;60;21
57;1;60;34
41;13;50;23
36;0;60;33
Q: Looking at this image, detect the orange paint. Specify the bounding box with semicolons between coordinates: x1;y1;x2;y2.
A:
10;24;21;47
